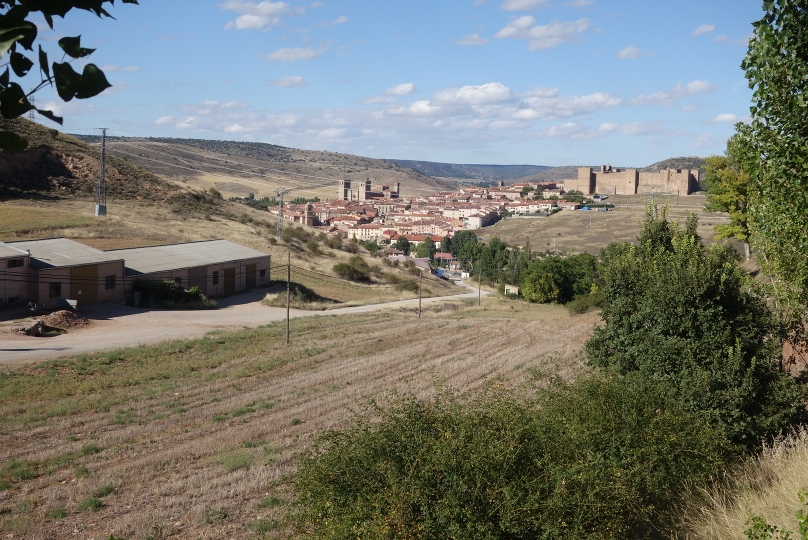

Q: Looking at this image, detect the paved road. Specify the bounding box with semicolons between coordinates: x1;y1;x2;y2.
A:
0;284;488;364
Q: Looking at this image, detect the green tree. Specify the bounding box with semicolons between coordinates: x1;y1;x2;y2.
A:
520;253;598;304
439;235;452;254
415;236;436;260
0;0;138;152
586;207;804;448
741;0;808;303
393;236;411;256
562;190;585;203
520;185;534;197
705;134;752;259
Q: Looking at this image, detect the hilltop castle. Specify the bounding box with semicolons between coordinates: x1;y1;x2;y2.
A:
565;165;700;195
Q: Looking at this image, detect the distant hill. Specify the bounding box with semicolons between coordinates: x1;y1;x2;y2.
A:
641;156;707;172
70;136;457;199
386;160;550;181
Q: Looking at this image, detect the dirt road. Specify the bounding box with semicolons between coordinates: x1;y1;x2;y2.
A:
0;285;488;364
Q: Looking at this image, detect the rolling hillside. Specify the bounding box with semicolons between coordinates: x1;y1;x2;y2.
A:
71;136;458;201
386;159;550;182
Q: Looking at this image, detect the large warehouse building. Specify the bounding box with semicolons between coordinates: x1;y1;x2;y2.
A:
1;238;271;308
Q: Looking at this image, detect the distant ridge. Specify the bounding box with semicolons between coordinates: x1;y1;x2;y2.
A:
386;159;550;181
641;156;707;172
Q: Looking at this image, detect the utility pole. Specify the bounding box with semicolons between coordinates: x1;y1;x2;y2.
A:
286;252;291;345
478;265;482;307
276;190;286;239
418;269;422;318
95;128;108;217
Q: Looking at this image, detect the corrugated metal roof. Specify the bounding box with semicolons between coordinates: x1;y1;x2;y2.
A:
0;243;29;259
106;240;269;277
7;238;124;269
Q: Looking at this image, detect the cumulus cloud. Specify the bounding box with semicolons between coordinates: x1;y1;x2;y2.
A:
101;65;140;72
434;82;515;106
457;33;490;46
598;122;619;132
495;16;590;50
269;76;307;87
500;0;547;10
617;45;643;59
691;24;715;37
264;42;331;62
155;116;174;125
384;83;417;96
518;88;622;120
220;0;291;30
633;80;717;106
713;113;739;123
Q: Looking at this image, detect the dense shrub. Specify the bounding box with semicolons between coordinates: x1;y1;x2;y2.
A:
521;253;598;304
332;256;371;282
295;375;731;540
587;207;804;448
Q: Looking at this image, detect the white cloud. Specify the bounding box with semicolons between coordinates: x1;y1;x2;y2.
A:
713;34;729;43
269;76;307;87
518;88;622;120
219;0;291;30
495;16;590;51
264;42;330;62
434;82;515;105
633;80;717;106
617;45;643;59
598;122;619;132
457;33;489;46
317;15;348;27
691;24;715;37
384;83;417;96
564;0;592;6
620;122;666;136
101;65;140;73
225;123;247;133
474;0;486;5
311;1;324;6
713;113;739;123
500;0;547;10
155;116;174;125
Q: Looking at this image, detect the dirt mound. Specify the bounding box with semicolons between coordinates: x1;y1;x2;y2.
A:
14;320;63;337
39;310;91;329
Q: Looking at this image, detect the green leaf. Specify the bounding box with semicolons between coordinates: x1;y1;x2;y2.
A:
0;28;27;60
58;36;96;59
0;82;34;118
0;130;29;153
36;108;63;125
75;64;112;99
9;51;33;77
38;45;50;80
52;61;82;101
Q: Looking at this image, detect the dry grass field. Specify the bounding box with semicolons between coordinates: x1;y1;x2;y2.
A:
478;194;734;254
0;298;596;539
0;206;94;237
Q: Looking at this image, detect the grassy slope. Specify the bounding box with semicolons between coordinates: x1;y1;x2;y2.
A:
0;298;594;539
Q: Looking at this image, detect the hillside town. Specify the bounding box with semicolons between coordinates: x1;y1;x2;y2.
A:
267;178;587;247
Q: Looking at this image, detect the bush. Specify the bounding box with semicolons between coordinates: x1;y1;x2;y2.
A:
132;280;217;309
395;280;419;293
333;256;371;282
77;497;104;512
565;289;605;314
294;375;730;540
587;206;805;449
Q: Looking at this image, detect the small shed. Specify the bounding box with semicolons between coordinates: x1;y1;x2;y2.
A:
7;238;126;307
504;284;520;297
106;240;271;301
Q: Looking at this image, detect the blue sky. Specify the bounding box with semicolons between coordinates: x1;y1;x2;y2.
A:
28;0;763;166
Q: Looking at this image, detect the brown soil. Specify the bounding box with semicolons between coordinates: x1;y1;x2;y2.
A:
38;310;91;329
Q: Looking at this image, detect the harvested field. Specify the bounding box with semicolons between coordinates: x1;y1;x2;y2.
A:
0;298;596;539
0;205;94;237
479;194;735;255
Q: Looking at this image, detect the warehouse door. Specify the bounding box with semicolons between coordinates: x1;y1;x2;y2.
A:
188;266;207;295
246;264;256;289
223;268;236;296
70;265;98;306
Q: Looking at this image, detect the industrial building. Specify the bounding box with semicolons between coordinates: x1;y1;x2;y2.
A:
1;238;271;309
106;240;271;304
4;238;126;308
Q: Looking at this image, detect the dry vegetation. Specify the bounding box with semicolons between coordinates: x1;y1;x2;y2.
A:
0;298;595;539
682;428;808;539
478;194;735;254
